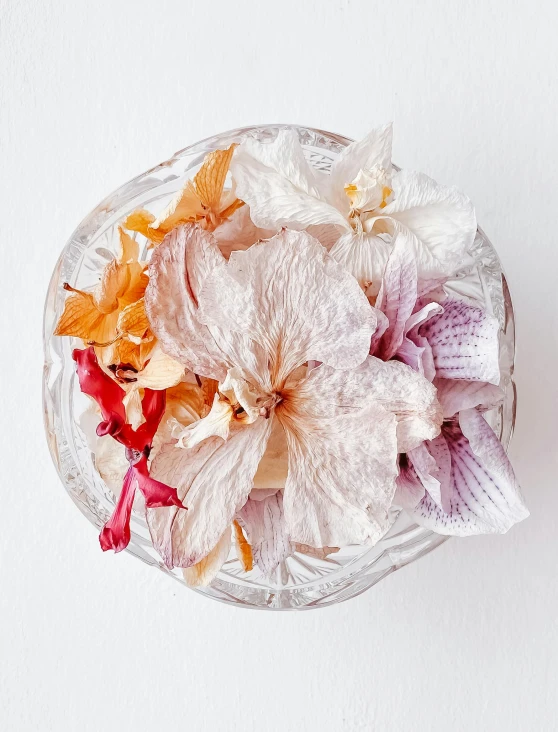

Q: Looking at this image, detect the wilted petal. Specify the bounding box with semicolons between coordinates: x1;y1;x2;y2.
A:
198;229;378;387
122;388;144;430
213;205;274;258
408;442;443;509
412;410;529;535
393;454;425;510
329;123;393;208
231;129;349;232
417;299;500;383
193;145;236;210
375;169;477;279
177;394;233;448
233;520;254;572
147;416;271;568
237;493;291;575
95;435;129;494
99;468;135;552
291;356;442;453
330;230;392;294
279;401;398;547
54;289;109;341
73;347;126;437
293;544;339;559
145;225;228;381
252;417;289;491
134;346;184;390
434;378;504;418
183;528;231;587
117;298;150;339
375;233;418;360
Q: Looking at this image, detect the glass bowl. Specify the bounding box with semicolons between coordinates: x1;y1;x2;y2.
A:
43;124;516;610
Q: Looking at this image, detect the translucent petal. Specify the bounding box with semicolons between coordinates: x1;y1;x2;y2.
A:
183;528;231;587
237;493;291;575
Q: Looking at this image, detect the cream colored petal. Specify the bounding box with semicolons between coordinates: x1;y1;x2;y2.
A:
198;229;378;387
182;528;231;587
329;123;393;202
219;367;261;423
329;230;392;295
147;416;271;568
95;434;130;494
176;394;233;448
231;129;349;231
122;387;145;430
144;225;228;381
135;346;184;390
252;416;288;491
287;356;442;453
278;402;398;547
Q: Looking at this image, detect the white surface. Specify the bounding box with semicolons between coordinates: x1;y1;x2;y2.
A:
1;1;557;730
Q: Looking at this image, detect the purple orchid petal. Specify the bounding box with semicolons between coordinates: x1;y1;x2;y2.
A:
417;299;500;383
412;409;528;535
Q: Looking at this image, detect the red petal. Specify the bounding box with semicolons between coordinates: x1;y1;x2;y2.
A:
132;455;186;509
73;347;126;438
99;468;135;552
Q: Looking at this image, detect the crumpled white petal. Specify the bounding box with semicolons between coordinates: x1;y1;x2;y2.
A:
198;228;378;387
231;129;349;232
412;410;528;535
146;416;271;568
237;492;291;576
372;169;477;279
329;230;392;294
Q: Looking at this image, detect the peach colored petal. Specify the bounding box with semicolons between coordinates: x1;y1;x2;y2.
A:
194;144;236;210
117;297;150;339
233;520;253;572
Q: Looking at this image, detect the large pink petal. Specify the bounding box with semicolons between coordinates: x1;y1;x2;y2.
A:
237;493;291;576
417;299;500;384
144;225;228;382
146;417;272;568
412;410;528;535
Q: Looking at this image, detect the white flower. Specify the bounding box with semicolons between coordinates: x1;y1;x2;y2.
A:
230;124;477;294
142;224;442;569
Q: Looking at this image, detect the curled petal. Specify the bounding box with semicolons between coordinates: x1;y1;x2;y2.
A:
54;290;108;340
147;416;272;568
330;230;392;295
183;528;232;587
412;410;528;535
417;299;500;384
394;454;425;511
117;298;150;339
194;145;236;210
134;346;185;390
132;454;185;509
73;347;126;436
238;493;291;576
177;394;233;448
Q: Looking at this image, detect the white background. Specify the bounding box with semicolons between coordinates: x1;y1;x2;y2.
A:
1;1;557;730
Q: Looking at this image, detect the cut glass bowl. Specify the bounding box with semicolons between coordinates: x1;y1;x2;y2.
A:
43;125;516;610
